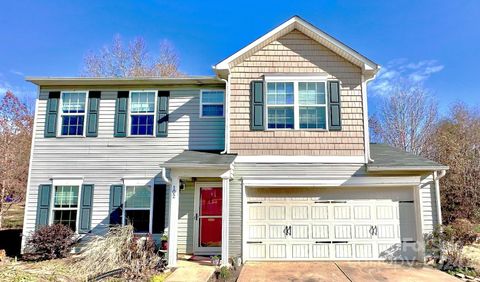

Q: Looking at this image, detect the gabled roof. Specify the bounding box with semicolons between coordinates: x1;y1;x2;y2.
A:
213;16;379;77
368;143;449;172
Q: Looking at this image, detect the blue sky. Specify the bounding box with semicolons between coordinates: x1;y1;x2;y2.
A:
1;0;479;114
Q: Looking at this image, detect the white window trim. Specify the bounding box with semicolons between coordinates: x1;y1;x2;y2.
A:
264;77;329;131
57;90;89;137
49;178;84;233
122;178;154;234
199;89;225;118
127;90;157;137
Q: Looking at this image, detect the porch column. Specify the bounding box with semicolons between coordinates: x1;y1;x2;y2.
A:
221;172;230;265
167;173;180;267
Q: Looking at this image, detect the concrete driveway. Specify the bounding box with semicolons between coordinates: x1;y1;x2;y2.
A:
238;261;460;282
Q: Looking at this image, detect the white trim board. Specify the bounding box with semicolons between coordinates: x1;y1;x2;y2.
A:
242;176;421;187
234;155;365;163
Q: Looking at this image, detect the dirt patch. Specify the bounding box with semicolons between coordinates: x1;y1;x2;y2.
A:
209;265;242;282
0;229;22;257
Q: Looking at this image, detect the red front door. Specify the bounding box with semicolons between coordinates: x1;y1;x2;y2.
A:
197;187;222;250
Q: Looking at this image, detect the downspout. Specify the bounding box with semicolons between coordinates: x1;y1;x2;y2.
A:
362;71;379;163
433;170;447;225
220;71;231;154
160;167;171;185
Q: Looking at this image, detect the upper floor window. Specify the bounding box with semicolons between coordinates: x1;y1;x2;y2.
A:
200;90;224;117
265;80;327;130
130;91;156;136
60;91;87;136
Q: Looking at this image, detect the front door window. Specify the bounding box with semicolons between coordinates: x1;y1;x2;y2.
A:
199;187;222;248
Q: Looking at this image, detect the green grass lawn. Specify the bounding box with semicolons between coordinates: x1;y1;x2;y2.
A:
2;203;24;229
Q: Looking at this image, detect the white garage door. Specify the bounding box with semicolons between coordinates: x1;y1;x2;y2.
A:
246;196;417;261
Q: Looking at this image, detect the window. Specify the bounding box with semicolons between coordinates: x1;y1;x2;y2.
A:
124;186;152;233
265;79;328;130
299;82;327;129
130;91;156;136
52;185;79;231
200;90;224;117
266;82;294;129
60;92;87;136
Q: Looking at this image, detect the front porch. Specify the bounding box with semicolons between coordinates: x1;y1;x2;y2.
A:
162;151;236;267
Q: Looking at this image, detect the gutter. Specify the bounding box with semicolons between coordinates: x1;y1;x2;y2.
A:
433;169;447;225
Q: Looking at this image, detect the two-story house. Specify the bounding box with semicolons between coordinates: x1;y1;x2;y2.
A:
22;16;448;266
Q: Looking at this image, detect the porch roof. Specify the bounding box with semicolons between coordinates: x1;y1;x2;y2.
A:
368;143;449;172
163;150;237;169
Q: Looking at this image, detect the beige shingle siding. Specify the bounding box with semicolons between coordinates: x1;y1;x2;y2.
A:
229;30;365;156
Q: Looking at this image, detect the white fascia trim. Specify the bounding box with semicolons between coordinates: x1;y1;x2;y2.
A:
122;176;154;187
362;73;378;163
51;176;84;187
214;16;378;72
263;74;328;81
242;176;421;187
235;155;365;163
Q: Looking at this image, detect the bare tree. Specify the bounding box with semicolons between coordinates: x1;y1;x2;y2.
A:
0;91;33;229
82;35;182;78
370;82;438;156
428;104;480;223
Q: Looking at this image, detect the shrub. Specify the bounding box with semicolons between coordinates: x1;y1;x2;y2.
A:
72;225;164;280
27;224;75;260
426;219;480;269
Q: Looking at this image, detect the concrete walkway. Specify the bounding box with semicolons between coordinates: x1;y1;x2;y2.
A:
238;261;460;282
165;260;215;282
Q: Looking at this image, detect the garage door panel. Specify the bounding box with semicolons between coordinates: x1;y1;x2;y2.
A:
248;244;266;259
269;244;287;258
353;206;372;219
269;225;287;239
269;206;286;220
249;206;266;220
292;244;309;258
248;225;266;239
312;225;329;239
355;244;374;258
335;244;353;258
334;225;352;239
312;244;330;258
334;206;351;219
291;225;309;239
354;225;373;239
311;205;328;219
377;224;396;239
291;206;308;220
376;205;395;219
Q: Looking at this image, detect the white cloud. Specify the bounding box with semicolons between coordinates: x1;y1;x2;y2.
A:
369;59;444;96
9;70;24;76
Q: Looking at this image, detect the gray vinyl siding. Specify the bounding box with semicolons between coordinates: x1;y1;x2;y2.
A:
177;181;194;254
23;88;225;248
419;175;439;232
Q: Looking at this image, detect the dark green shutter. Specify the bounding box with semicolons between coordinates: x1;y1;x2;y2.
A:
328;81;342;131
152;184;167;233
109;185;124;225
156;91;169;137
79;184;94;233
36;184;52;229
114;91;129;137
86;91;100;137
250;81;265;130
44;92;60;137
